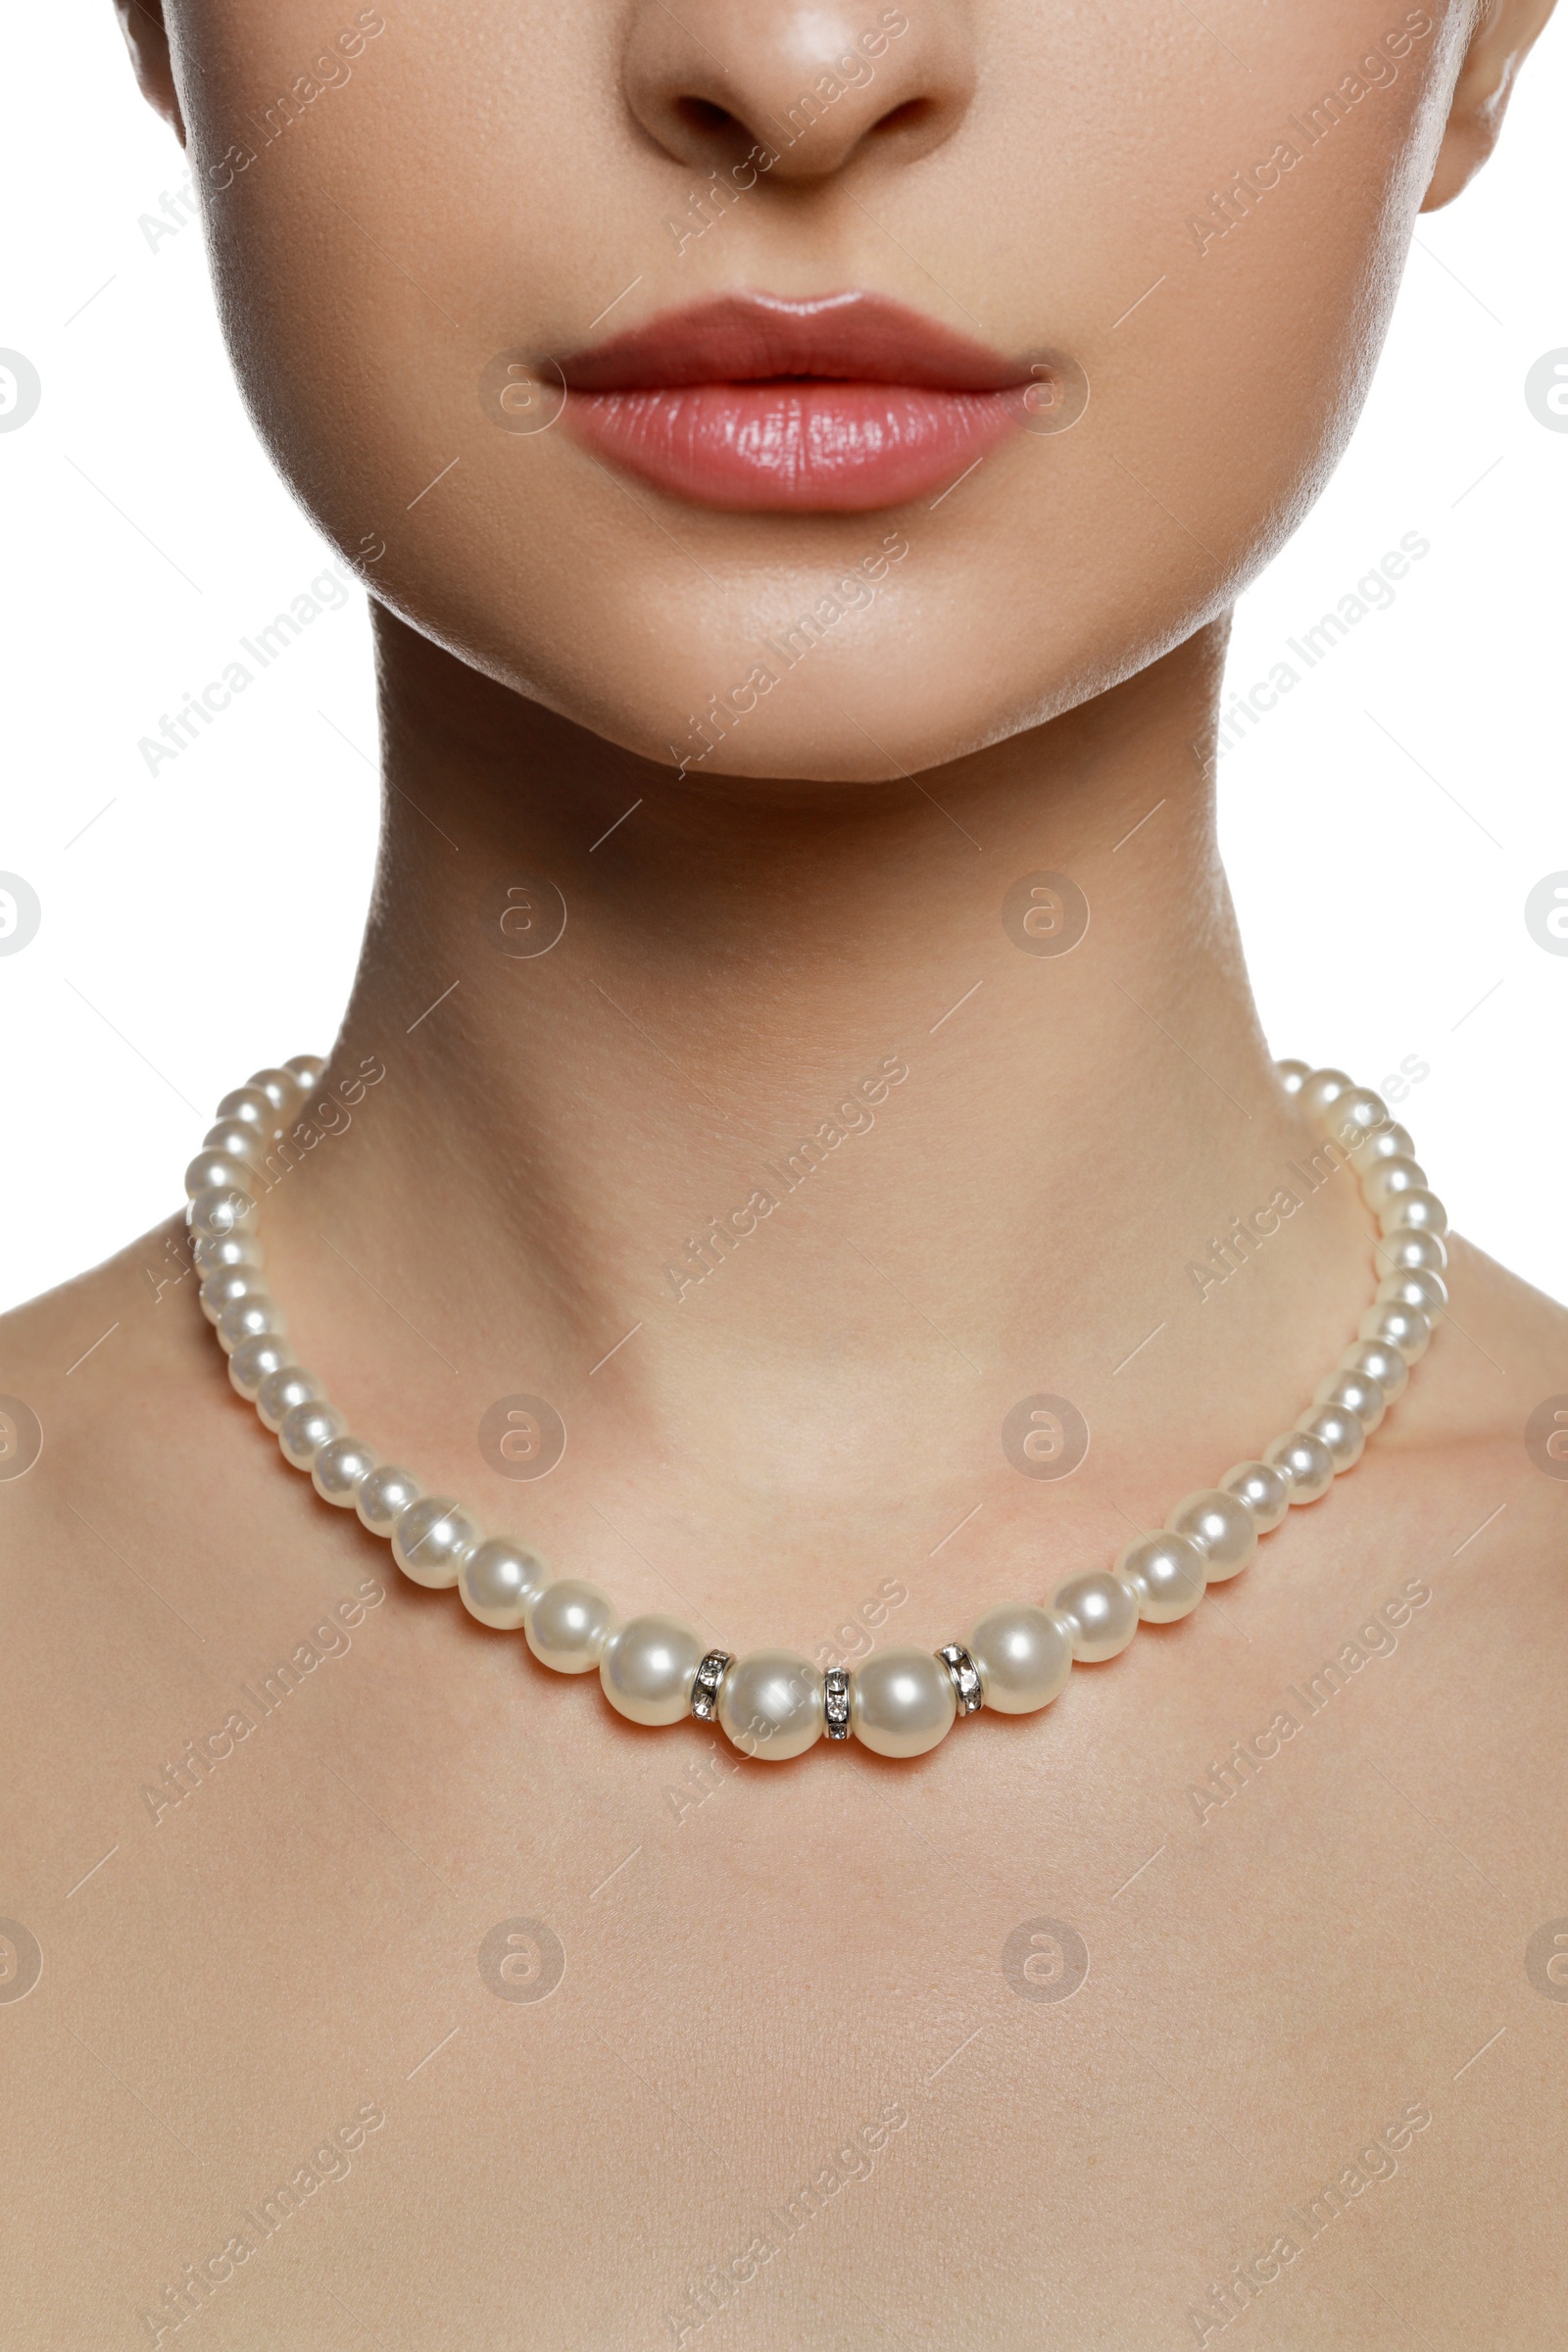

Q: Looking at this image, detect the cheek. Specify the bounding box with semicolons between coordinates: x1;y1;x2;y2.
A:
178;2;1452;778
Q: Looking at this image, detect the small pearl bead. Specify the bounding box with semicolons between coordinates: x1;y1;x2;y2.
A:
1377;1188;1447;1241
850;1648;957;1758
1263;1428;1335;1503
312;1434;377;1506
200;1268;266;1325
716;1651;825;1760
1166;1489;1257;1582
193;1232;263;1281
1314;1368;1386;1434
1297;1404;1364;1474
1375;1227;1447;1281
1274;1058;1311;1095
249;1067;305;1119
523;1580;617;1672
1361;1156;1427;1212
1358;1301;1432;1363
1299;1067;1353;1128
460;1538;548;1630
1324;1086;1391;1150
1115;1532;1207;1623
600;1614;705;1725
283;1054;326;1090
1218;1459;1291;1535
1350;1123;1415;1176
257;1365;320;1429
393;1496;480;1590
967;1604;1072;1714
1342;1340;1408;1402
217;1294;285;1354
1051;1569;1140;1663
216;1086;277;1137
184;1151;258;1204
1376;1267;1446;1318
228;1333;289;1400
203;1120;269;1170
356;1463;421;1538
188;1185;260;1243
279;1398;347;1471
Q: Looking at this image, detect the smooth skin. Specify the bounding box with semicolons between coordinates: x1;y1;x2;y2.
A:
3;3;1565;2345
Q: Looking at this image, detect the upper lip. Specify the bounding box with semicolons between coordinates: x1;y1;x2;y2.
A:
559;290;1025;393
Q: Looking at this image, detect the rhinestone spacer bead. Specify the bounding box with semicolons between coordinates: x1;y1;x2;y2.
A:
823;1668;851;1740
690;1650;732;1723
937;1643;984;1716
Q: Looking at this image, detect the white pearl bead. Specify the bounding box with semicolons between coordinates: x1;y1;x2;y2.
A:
393;1496;480;1589
1296;1404;1364;1474
1218;1459;1291;1534
1361;1156;1427;1212
600;1614;705;1725
1115;1532;1207;1623
966;1604;1072;1714
184;1151;258;1203
1350;1122;1415;1176
217;1294;285;1354
1358;1301;1432;1363
460;1538;548;1630
850;1648;956;1757
249;1067;305;1119
525;1579;616;1672
228;1333;289;1400
193;1232;263;1281
203;1120;269;1170
716;1651;825;1759
256;1365;320;1430
283;1054;326;1090
1375;1227;1447;1281
279;1398;347;1471
199;1268;265;1325
356;1463;421;1537
1263;1428;1335;1503
1376;1267;1446;1318
188;1185;260;1243
1324;1086;1391;1150
312;1434;377;1506
1166;1489;1257;1582
1051;1569;1140;1662
1274;1058;1311;1095
1341;1340;1408;1402
216;1086;277;1137
1299;1067;1353;1127
1314;1368;1386;1434
1377;1188;1447;1241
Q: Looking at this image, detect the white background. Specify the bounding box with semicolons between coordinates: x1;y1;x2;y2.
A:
1;10;1564;1315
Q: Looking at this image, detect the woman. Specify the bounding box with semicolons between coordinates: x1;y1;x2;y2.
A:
3;3;1563;2343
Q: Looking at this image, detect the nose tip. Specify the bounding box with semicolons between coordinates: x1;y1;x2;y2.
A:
622;3;976;183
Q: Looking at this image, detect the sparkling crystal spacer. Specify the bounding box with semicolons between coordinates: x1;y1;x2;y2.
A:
937;1643;984;1715
690;1650;732;1723
823;1667;851;1740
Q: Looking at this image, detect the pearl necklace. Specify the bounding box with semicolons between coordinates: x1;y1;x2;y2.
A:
188;1058;1447;1765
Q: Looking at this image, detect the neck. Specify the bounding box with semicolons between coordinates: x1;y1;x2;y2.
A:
259;610;1369;1629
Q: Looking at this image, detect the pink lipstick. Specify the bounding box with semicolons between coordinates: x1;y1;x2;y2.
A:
559;290;1035;513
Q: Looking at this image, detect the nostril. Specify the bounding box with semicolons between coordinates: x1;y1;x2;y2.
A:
873;97;937;139
673;94;746;142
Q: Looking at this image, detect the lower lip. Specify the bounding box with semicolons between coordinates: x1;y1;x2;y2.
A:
563;381;1026;513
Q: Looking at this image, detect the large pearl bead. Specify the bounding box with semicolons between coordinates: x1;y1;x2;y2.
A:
193;1232;263;1281
217;1294;285;1355
1115;1533;1207;1623
228;1333;289;1400
216;1085;277;1137
312;1434;377;1506
1377;1188;1447;1241
1314;1368;1386;1434
1296;1404;1364;1474
202;1120;269;1171
716;1651;825;1760
600;1614;705;1725
1263;1428;1335;1503
279;1399;347;1471
1358;1301;1432;1363
200;1267;265;1325
393;1495;479;1589
850;1648;956;1758
183;1151;258;1204
1051;1569;1139;1662
460;1539;548;1631
524;1579;616;1672
188;1185;259;1242
967;1604;1072;1714
1166;1489;1257;1582
1218;1458;1291;1534
1325;1086;1390;1151
249;1067;305;1119
1350;1122;1415;1175
1274;1058;1311;1095
1299;1067;1353;1128
1376;1267;1446;1318
257;1366;321;1431
283;1054;326;1091
1375;1227;1446;1281
1361;1155;1427;1212
356;1463;421;1538
1342;1340;1408;1402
